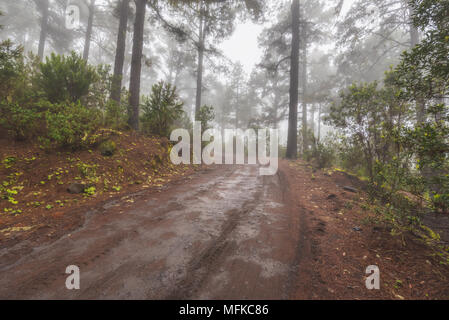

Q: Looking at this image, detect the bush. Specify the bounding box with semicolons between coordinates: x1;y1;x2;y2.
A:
40;101;102;150
311;141;335;169
34;52;98;103
0;40;25;101
141;81;184;137
104;100;129;130
197;105;215;133
85;64;113;110
99;140;116;157
0;102;42;140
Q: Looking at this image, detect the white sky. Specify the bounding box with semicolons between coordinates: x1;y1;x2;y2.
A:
219;0;355;75
219;22;264;74
218;1;356;144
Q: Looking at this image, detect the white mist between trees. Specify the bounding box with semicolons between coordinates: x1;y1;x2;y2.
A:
170;122;278;176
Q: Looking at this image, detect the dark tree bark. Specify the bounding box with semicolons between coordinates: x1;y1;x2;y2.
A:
286;0;300;160
128;0;147;131
83;0;96;61
111;0;130;103
317;103;322;143
37;0;49;60
301;27;308;153
195;5;205;120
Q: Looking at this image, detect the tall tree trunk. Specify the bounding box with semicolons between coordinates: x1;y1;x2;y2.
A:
195;5;205;120
128;0;147;131
300;6;308;154
408;3;419;48
317;103;322;143
38;0;49;60
111;0;130;104
408;2;425;124
273;80;280;129
286;0;300;160
310;103;315;140
235;84;239;128
83;0;96;61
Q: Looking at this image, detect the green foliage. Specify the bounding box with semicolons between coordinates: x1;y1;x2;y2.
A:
40;101;102;150
34;52;98;103
0;102;42;140
141;81;184;137
0;40;25;100
0;41;43;140
104;99;129;130
77;162;98;179
84;186;96;196
99;140;117;157
85;64;113;109
197;105;215;133
327;78;410;182
310;140;335;169
330;0;449;219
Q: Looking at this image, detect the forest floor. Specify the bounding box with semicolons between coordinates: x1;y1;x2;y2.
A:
0;148;448;299
282;160;449;299
0;131;199;267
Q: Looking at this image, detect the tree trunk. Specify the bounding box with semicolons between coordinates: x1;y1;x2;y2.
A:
235;84;239;128
300;6;308;154
408;3;419;48
310;103;315;138
408;2;425;124
111;0;130;104
286;0;300;160
195;6;205;120
38;0;49;60
128;0;147;131
317;103;322;142
83;0;96;61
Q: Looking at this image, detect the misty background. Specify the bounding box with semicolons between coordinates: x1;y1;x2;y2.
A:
0;0;420;144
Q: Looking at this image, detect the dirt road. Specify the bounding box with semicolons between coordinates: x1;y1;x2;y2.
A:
0;164;304;299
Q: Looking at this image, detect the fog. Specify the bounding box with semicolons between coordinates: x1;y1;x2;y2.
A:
0;0;425;145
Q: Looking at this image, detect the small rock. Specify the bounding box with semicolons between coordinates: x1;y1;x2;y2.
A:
343;186;357;193
67;183;88;194
327;194;337;200
353;227;362;232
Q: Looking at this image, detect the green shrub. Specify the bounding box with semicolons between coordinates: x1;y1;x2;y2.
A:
99;140;116;156
0;40;42;140
104;100;129;130
0;40;25;101
85;64;113;110
0;102;42;140
34;52;98;103
40;101;102;149
141;81;184;137
312;141;335;169
197;105;215;133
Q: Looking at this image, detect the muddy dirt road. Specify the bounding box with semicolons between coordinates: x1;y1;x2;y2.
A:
0;164;303;299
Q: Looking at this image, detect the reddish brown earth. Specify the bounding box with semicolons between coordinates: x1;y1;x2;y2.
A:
0;159;448;299
0;131;197;263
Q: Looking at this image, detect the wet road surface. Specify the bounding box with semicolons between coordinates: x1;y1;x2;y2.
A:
0;165;302;299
